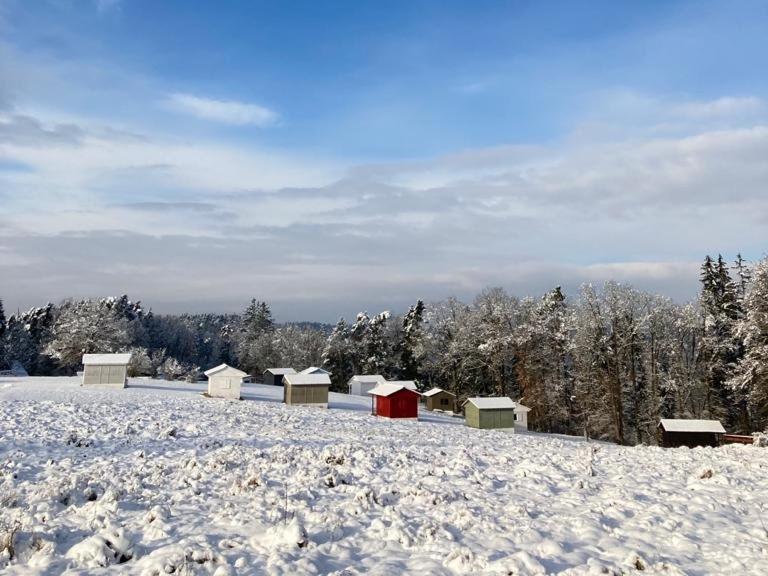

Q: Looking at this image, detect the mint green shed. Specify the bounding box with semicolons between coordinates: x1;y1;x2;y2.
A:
463;397;530;430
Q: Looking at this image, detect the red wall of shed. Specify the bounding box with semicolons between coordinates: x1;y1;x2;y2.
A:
374;389;419;418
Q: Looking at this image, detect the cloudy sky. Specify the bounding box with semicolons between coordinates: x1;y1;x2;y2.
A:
1;0;767;321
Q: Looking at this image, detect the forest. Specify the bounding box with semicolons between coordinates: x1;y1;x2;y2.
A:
1;253;766;445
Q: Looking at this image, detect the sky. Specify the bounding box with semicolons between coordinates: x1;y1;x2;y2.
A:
1;0;767;322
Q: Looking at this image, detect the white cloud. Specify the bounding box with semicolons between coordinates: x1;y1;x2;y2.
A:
165;93;278;126
674;96;765;118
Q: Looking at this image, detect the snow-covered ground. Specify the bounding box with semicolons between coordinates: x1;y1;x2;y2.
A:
1;378;766;575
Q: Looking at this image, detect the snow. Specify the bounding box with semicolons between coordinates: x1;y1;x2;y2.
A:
283;374;331;386
464;397;517;410
367;383;420;397
81;353;132;366
203;364;248;378
659;419;727;434
1;376;767;575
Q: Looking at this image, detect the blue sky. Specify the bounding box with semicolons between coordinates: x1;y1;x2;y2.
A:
1;0;767;320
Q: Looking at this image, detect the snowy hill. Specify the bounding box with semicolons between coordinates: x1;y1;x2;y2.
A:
1;378;766;575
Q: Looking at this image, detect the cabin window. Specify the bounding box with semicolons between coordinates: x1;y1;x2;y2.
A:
440;398;449;406
514;413;518;421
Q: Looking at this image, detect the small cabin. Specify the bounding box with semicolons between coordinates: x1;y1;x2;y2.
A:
348;375;386;396
264;368;296;386
658;419;726;448
368;382;421;419
463;397;531;430
204;363;247;400
81;353;132;388
283;373;331;407
422;387;457;412
300;366;331;376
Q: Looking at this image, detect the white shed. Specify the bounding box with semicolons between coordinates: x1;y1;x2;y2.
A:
82;353;131;388
347;375;386;396
204;363;247;400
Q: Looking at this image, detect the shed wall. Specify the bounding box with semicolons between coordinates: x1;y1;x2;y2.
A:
425;392;455;411
82;364;127;388
208;375;242;399
285;384;329;406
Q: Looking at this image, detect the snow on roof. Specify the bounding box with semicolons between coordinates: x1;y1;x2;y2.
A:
264;368;297;375
300;366;331;375
423;387;455;397
464;397;517;410
368;382;421;397
659;419;726;434
397;380;417;390
204;363;248;378
82;353;132;366
348;375;386;384
284;373;331;386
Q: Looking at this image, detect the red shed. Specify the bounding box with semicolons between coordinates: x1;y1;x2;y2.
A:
368;382;421;419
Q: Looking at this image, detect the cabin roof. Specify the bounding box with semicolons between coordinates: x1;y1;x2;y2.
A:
204;363;248;377
659;419;726;434
348;375;386;384
300;366;331;375
264;368;296;375
463;397;530;411
284;373;331;386
423;387;455;398
368;382;421;397
82;353;132;366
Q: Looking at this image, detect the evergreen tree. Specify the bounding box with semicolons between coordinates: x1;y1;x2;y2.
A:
363;311;390;375
700;255;741;428
729;257;768;428
399;300;425;383
322;318;353;390
0;298;6;368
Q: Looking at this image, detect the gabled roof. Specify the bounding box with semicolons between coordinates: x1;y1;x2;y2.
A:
284;373;331;386
463;397;529;411
348;374;386;384
264;368;297;376
300;366;331;375
397;380;417;390
204;363;248;378
423;387;455;398
368;382;421;397
659;419;726;434
82;353;132;366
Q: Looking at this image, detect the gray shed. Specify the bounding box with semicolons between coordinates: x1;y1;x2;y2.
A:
264;368;296;386
283;373;331;407
81;353;131;388
204;363;247;399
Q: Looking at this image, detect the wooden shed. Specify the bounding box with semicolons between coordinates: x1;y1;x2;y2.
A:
283;373;331;407
263;368;296;386
368;382;421;419
81;353;131;388
463;397;531;430
422;387;457;412
204;363;247;400
658;419;726;448
300;366;331;376
348;375;386;396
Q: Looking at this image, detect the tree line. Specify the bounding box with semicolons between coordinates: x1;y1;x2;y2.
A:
1;253;766;444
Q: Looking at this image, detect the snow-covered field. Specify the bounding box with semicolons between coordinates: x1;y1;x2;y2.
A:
1;378;766;575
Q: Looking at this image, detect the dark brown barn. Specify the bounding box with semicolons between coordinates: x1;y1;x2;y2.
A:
658;419;726;448
422;387;457;412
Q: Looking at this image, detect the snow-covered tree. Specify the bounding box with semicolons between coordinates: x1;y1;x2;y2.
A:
322;318;353;390
399;300;426;383
363;311;391;375
46;299;132;371
729;257;768;428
